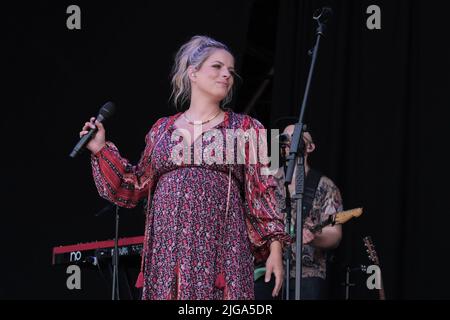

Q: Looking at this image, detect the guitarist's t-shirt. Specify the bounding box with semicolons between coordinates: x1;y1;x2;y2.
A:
273;168;343;279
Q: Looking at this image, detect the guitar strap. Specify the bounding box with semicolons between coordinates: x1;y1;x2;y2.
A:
303;168;322;219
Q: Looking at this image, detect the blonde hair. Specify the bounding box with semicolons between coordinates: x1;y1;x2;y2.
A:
170;35;236;109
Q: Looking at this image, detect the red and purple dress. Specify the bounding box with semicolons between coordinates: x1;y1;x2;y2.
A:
91;111;289;299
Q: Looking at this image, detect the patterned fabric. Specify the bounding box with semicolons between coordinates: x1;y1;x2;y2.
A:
90;111;290;300
274;169;343;279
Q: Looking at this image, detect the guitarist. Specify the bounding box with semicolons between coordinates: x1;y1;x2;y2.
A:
254;125;343;300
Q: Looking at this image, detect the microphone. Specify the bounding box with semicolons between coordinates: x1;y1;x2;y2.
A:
70;102;115;158
313;6;333;23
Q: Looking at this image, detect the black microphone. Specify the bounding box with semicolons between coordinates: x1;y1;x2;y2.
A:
313;6;333;23
70;102;115;158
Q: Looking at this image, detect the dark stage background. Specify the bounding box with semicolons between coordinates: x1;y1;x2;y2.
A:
2;0;449;299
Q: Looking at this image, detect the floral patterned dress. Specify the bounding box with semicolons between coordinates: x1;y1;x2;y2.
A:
91;111;289;300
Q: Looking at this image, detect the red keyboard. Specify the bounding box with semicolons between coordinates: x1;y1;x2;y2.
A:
52;236;144;265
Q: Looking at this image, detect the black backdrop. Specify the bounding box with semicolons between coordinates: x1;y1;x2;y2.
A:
2;0;449;299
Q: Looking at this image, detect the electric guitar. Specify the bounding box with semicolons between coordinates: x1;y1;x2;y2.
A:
363;236;386;300
308;207;363;233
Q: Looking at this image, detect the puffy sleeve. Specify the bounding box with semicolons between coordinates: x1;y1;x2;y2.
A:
90;117;166;208
242;116;291;264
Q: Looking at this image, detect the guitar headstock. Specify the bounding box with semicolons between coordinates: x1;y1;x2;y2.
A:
334;207;363;224
363;236;380;265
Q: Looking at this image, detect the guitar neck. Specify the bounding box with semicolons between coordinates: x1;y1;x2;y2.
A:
363;236;386;300
308;216;333;233
307;208;362;233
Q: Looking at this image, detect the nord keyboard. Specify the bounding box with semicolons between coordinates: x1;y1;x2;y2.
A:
52;236;144;266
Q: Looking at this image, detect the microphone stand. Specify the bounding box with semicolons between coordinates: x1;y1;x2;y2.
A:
112;205;120;300
284;7;331;300
281;144;293;300
94;203;121;300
